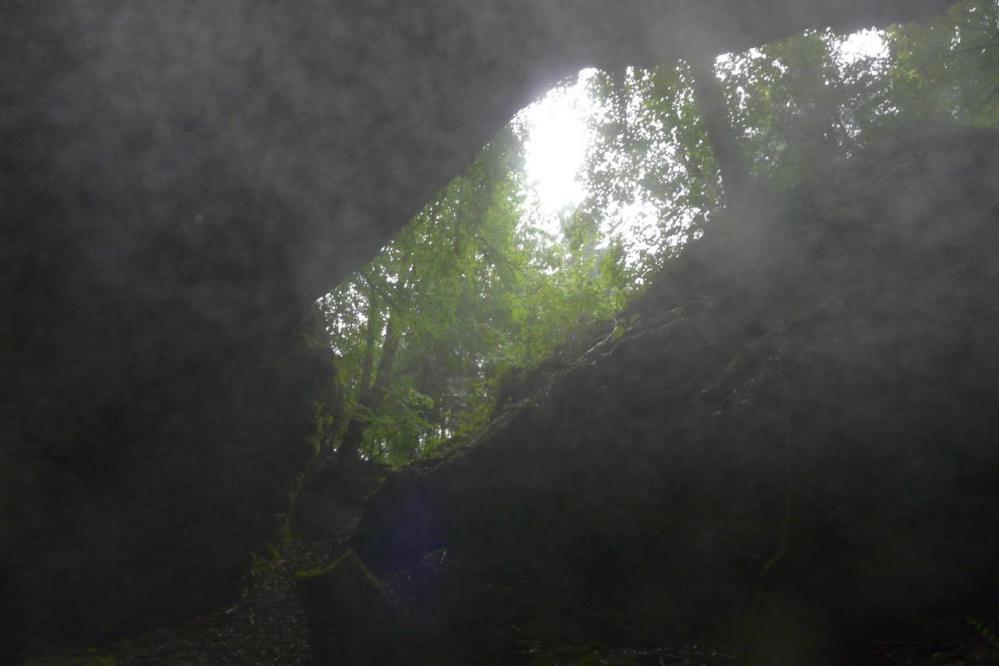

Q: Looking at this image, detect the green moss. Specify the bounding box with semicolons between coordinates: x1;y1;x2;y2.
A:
294;549;352;580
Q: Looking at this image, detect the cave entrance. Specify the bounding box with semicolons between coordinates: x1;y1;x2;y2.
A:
312;3;999;467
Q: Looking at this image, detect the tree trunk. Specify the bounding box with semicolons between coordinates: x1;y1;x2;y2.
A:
338;314;402;459
686;55;753;207
358;290;380;392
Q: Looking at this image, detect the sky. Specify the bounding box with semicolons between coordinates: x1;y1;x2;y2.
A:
518;68;598;218
517;28;889;230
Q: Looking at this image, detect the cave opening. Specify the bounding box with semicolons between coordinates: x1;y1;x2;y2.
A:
310;13;984;470
6;0;999;663
292;9;999;660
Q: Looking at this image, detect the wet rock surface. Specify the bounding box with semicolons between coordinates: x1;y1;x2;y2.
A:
351;127;999;663
1;0;953;657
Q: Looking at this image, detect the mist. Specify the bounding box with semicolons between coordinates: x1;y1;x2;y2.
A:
3;1;994;664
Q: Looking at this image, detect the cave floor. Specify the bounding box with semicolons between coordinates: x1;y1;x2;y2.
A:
20;463;998;666
109;537;326;666
25;547;998;665
91;549;997;666
79;532;995;665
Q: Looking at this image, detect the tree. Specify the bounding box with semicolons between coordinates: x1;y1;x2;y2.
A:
321;126;632;465
686;54;754;206
883;0;999;128
320;0;999;467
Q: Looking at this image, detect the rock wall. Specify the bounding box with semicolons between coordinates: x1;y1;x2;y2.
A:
0;0;955;657
351;127;999;661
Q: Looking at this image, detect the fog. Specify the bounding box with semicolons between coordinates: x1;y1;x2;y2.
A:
4;0;989;662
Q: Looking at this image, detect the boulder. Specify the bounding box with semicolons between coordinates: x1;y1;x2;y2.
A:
351;127;999;661
297;550;414;665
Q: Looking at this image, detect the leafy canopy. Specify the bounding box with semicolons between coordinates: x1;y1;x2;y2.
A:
317;0;999;466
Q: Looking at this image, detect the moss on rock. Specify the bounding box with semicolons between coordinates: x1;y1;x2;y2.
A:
297;549;415;665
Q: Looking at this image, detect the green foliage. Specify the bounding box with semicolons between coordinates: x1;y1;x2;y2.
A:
308;400;337;455
716;29;857;187
319;128;634;466
885;0;999;128
249;543;282;581
317;1;999;467
579;64;721;278
710;0;999;189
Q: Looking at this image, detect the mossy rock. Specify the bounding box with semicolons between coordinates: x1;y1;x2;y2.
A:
297;550;420;665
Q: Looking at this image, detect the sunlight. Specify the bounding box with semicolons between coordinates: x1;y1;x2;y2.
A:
515;26;888;262
517;69;597;218
516;68;677;267
838;28;887;63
